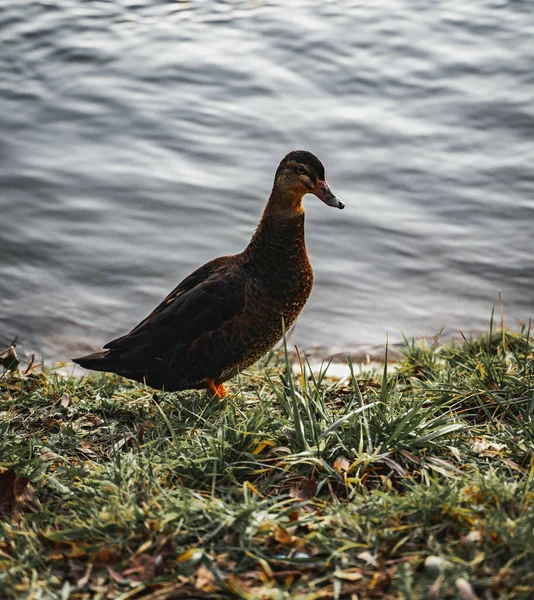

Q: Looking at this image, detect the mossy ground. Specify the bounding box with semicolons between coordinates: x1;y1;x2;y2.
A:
1;319;533;599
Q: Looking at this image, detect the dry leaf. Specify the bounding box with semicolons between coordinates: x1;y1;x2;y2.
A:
0;470;18;514
289;478;317;500
123;553;162;582
287;510;300;523
500;458;523;472
73;414;104;431
60;394;70;407
473;438;506;456
0;341;19;371
226;573;257;594
273;525;296;546
90;547;121;564
333;456;351;473
40;450;57;462
195;563;216;591
79;442;98;457
0;469;38;515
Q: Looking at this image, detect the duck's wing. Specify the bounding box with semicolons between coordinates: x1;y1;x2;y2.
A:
102;254;247;357
105;255;234;348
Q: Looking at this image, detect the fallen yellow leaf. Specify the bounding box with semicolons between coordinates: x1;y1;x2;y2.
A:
273;525;296;546
251;439;276;455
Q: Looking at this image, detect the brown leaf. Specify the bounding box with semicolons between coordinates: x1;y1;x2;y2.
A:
195;563;217;591
226;573;254;595
40;450;57;462
0;470;16;512
289;478;317;500
123;553;162;582
73;414;104;431
333;455;351;473
158;536;176;558
0;469;38;515
490;532;500;544
90;547;121;564
287;510;300;523
137;425;145;444
60;394;70;407
273;525;296;546
369;566;395;590
79;441;98;457
0;539;13;555
473;438;506;456
500;458;523;472
0;341;19;371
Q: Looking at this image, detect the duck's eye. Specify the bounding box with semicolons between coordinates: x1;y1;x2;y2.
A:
296;166;306;175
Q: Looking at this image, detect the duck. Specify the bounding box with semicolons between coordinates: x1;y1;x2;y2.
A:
73;150;344;398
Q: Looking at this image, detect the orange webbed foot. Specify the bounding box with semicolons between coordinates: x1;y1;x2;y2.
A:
206;379;227;399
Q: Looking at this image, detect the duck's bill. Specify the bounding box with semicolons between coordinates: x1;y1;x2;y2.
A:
311;179;345;209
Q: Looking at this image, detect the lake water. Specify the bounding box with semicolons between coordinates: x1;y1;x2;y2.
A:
1;0;533;363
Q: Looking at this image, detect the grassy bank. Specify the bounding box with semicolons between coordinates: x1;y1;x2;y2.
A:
1;321;533;599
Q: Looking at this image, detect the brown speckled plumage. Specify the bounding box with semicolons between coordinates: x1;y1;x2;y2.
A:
73;150;344;396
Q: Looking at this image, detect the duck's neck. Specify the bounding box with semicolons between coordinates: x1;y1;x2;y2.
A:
244;190;308;274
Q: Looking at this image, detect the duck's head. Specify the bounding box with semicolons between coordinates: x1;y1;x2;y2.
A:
271;150;345;213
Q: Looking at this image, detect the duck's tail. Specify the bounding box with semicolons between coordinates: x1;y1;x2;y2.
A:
72;349;195;391
72;350;115;372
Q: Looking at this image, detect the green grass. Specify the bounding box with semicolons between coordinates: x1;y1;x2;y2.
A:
1;319;533;599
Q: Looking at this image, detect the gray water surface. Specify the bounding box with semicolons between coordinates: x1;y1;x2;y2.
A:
1;0;533;362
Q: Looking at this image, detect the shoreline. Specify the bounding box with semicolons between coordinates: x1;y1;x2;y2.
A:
4;317;531;383
3;322;521;371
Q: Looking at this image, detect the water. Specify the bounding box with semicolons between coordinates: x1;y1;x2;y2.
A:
1;0;533;363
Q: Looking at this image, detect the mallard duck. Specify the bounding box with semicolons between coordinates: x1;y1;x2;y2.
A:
73;150;344;397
